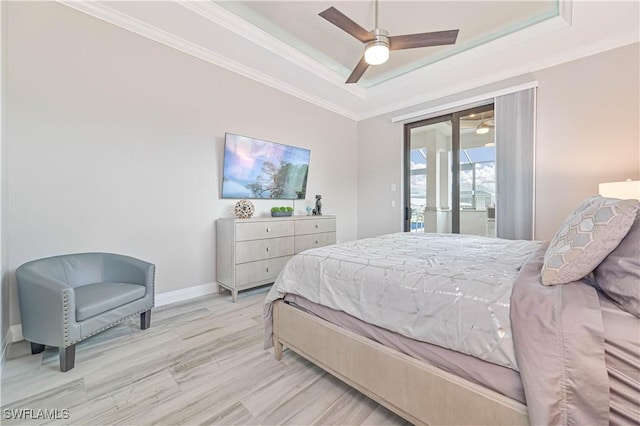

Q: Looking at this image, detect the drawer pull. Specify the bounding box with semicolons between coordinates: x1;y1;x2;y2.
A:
315;224;319;228
266;227;271;233
266;267;270;273
315;240;319;244
266;247;270;252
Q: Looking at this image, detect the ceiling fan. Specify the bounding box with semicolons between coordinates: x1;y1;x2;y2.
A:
460;112;495;134
319;0;459;84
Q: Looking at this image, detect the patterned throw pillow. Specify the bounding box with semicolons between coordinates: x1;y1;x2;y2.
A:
541;196;640;285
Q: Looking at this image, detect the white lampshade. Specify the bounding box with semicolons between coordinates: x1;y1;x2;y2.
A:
599;180;640;200
364;42;389;65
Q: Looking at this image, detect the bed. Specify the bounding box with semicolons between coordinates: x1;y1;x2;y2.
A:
263;196;640;425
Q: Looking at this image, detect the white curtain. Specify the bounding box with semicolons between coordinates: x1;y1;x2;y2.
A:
495;88;535;240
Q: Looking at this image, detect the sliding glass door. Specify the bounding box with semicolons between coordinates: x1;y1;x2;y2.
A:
405;116;453;233
459;108;496;237
404;105;496;236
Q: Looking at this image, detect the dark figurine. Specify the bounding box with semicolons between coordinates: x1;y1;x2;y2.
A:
312;195;322;216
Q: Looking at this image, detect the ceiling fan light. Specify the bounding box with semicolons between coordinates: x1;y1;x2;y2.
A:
364;42;389;65
476;121;491;135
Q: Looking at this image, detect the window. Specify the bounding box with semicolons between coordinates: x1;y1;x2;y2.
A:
404;105;496;236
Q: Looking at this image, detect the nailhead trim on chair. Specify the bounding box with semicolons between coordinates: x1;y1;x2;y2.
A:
63;290;70;346
151;267;156;308
67;309;151;346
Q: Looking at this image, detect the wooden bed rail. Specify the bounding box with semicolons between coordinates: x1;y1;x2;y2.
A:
272;300;529;426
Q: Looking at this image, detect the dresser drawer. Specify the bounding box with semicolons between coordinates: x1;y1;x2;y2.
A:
236;220;294;241
236;236;294;264
295;232;336;253
295;218;337;235
235;256;292;286
216;215;336;302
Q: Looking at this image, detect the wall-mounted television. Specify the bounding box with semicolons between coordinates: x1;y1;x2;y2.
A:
221;133;310;199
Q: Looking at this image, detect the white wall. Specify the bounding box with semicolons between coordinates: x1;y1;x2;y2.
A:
357;43;640;240
5;2;358;326
534;45;640;239
357;110;405;237
1;0;9;350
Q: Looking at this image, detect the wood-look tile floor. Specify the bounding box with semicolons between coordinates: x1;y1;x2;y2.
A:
1;287;410;425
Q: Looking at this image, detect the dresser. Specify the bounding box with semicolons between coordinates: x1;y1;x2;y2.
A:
216;215;336;302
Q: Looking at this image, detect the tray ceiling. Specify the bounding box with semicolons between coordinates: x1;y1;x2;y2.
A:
218;1;559;87
60;1;640;120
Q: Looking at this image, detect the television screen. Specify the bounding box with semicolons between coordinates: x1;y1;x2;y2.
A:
221;133;310;199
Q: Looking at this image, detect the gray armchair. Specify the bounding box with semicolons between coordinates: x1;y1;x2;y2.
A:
16;253;155;372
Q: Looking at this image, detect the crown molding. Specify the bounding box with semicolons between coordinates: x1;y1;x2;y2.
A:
356;1;640;121
56;0;638;123
179;1;367;100
358;29;638;122
390;81;539;123
57;0;360;121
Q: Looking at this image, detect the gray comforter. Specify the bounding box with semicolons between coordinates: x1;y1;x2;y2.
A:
264;233;621;424
265;232;541;370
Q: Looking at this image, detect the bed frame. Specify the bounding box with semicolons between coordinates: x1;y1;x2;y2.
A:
272;300;529;426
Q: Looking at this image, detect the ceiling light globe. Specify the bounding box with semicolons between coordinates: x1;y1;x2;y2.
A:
476;127;490;135
365;43;389;65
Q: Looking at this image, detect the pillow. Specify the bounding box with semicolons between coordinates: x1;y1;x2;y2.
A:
594;210;640;317
541;196;639;285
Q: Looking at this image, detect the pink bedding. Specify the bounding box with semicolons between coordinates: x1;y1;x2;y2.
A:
599;292;640;424
511;244;640;425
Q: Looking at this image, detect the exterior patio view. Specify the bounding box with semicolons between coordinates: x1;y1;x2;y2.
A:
409;108;496;237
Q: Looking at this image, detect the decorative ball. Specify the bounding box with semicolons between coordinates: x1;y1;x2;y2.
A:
234;199;255;219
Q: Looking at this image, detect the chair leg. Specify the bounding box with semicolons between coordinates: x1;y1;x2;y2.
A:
30;342;45;354
59;345;75;372
140;310;151;330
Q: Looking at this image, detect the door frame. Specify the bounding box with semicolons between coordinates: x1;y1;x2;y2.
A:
403;104;494;233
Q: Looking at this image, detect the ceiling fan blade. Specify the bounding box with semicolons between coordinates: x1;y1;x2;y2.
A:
319;7;375;43
345;56;370;84
389;29;459;50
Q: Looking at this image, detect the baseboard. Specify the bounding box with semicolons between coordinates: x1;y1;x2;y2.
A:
5;282;220;344
154;282;218;307
2;328;12;364
9;324;22;342
5;324;22;346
